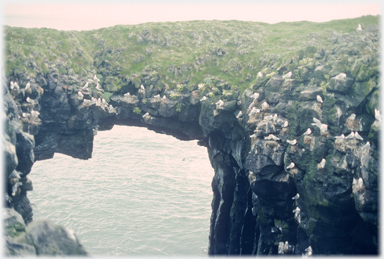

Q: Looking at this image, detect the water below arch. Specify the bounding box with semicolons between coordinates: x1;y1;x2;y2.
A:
29;125;214;256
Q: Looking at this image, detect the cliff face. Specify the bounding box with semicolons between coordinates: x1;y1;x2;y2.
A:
3;17;380;255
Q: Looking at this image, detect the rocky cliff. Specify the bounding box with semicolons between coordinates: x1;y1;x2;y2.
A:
3;16;380;255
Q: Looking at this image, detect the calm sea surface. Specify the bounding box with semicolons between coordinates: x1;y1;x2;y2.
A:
29;125;214;256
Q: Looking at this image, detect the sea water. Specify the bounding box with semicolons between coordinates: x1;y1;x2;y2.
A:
28;125;214;256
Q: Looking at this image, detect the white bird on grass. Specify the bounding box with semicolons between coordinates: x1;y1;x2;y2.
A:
25;82;30;90
200;96;207;102
140;84;145;90
283;120;289;128
124;92;131;97
357;24;362;31
316;95;323;103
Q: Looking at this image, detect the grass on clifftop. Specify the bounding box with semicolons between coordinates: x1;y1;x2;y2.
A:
4;15;380;93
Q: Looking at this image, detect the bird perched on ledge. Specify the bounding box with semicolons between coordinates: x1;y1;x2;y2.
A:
303;128;312;136
265;134;280;141
316;95;323;103
286;162;295;170
286;139;297;145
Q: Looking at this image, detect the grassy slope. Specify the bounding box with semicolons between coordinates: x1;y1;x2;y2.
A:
4;15;380;93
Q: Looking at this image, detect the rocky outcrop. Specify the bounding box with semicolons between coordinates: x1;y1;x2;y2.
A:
3;18;380;255
4;208;87;256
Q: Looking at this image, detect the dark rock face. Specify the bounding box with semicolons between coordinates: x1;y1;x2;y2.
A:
3;22;379;256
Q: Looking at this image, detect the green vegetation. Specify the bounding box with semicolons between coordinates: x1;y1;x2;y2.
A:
133;107;141;115
4;15;380;98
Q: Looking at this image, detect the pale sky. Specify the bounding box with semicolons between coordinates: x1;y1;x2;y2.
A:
2;1;382;31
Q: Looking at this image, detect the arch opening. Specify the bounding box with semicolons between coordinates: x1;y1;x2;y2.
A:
28;125;214;256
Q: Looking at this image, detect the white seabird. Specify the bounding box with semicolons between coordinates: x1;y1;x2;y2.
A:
273;114;278;123
265;134;280;141
354;131;363;141
97;98;101;103
311;117;322;128
216;100;224;109
282;120;289;128
287;139;297;145
283;71;292;79
140;84;145;90
124;92;130;97
10;81;19;90
248;102;255;110
25;82;31;90
236;111;243;119
163;95;167;99
96;84;103;91
77;91;84;98
102;98;107;104
358;178;363;189
10;171;21;179
345;132;355;140
12;182;22;196
261;101;269;110
21;112;29;118
304;246;313;256
375;109;381;122
286;162;295;170
200;96;207;102
362;141;370;149
319;158;326;169
249;107;260;116
257;72;263;78
316;95;323;103
357;24;362;31
250;92;259;100
335;134;345;139
31;110;40;118
303;128;312;136
292;193;300;200
293;206;301;218
348;113;356;120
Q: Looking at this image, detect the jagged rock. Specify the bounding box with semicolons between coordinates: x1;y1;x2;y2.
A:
24;220;88;256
